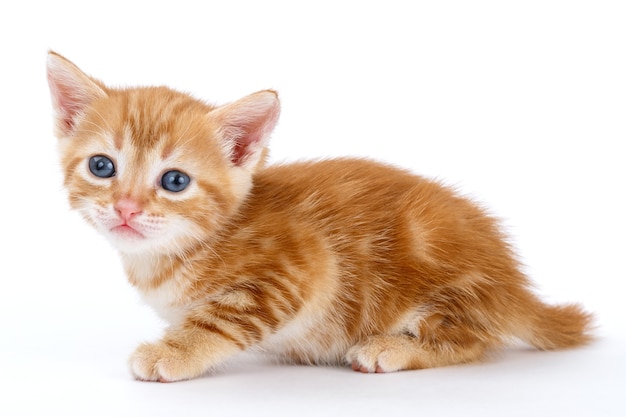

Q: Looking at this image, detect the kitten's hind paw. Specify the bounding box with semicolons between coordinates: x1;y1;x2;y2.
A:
346;335;423;374
350;360;386;374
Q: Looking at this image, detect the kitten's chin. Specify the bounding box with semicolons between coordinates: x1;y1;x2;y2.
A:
107;232;152;254
111;225;146;240
86;210;202;256
105;228;195;257
104;226;162;255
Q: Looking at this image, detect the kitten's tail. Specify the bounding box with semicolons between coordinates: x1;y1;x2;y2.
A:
517;301;595;350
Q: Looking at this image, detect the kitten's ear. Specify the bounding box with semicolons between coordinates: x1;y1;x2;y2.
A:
209;90;280;169
46;51;107;136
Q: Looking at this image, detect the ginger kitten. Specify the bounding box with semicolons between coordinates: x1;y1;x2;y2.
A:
47;52;593;382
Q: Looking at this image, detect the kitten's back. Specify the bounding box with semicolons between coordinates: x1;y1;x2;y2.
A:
241;158;593;353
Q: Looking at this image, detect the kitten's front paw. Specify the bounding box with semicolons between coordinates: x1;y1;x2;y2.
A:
129;342;203;382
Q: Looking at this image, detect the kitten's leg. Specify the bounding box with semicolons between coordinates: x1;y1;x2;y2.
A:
346;333;488;373
130;284;291;382
346;284;593;373
346;310;496;373
129;321;243;382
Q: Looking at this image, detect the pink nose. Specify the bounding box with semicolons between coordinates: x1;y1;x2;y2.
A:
115;198;143;222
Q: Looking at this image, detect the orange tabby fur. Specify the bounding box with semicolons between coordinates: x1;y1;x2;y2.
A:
47;52;593;382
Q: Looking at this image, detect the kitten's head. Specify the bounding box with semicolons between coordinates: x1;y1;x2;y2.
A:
46;52;280;255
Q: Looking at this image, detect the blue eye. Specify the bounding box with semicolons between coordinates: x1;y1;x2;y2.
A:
89;155;116;178
161;170;191;192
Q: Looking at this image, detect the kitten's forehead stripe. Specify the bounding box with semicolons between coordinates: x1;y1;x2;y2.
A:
161;144;173;160
114;134;123;150
122;87;208;152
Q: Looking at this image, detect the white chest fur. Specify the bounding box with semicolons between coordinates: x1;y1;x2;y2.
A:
140;279;188;325
122;254;189;325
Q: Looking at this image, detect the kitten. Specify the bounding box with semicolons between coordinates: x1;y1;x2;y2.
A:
47;52;593;382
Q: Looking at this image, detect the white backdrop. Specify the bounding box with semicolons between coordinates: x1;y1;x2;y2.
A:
1;1;624;416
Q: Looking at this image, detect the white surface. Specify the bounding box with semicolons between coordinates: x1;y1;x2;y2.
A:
1;1;625;416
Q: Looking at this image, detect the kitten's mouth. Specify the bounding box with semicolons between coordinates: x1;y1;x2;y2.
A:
111;224;145;239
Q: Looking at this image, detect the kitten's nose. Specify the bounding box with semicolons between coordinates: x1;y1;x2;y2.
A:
115;198;143;222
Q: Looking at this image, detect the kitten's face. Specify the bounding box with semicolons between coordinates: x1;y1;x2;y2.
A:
60;88;238;254
47;53;279;256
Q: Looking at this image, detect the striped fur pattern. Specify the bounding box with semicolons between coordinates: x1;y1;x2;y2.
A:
47;52;593;382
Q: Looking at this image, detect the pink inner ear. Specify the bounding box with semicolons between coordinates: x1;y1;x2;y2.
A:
230;127;265;166
231;141;248;165
222;91;280;168
50;81;83;131
47;54;106;135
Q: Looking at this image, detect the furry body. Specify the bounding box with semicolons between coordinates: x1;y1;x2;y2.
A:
47;52;593;381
